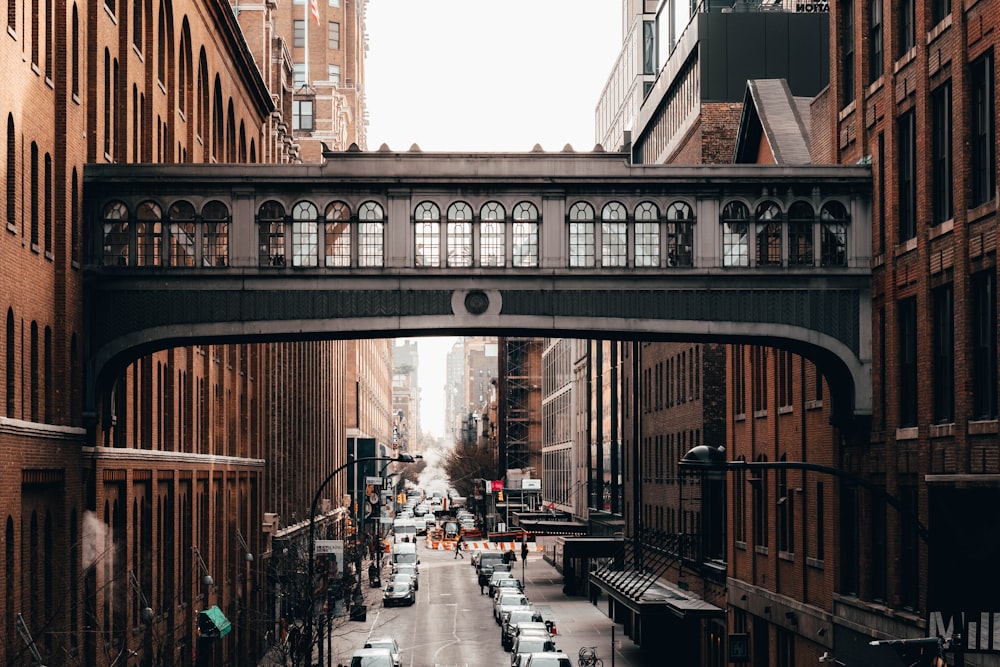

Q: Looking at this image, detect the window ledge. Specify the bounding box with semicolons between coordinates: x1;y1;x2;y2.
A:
806;557;825;570
968;419;999;435
929;219;954;239
895;426;919;441
929;422;955;438
893;47;917;74
967;199;997;224
838;100;856;122
926;15;952;45
806;399;823;410
894;237;918;257
778;405;793;415
735;541;747;551
754;545;769;556
778;550;794;562
754;409;768;419
735;413;746;422
866;76;884;98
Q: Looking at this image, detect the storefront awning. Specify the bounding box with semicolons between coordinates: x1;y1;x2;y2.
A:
198;605;231;639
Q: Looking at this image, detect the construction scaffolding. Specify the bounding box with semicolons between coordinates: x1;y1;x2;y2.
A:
497;337;542;478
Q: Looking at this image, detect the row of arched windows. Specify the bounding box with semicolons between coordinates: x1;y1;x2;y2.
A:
721;199;850;268
100;197;852;269
3;309;62;423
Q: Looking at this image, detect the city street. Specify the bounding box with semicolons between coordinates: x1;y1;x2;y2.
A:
304;540;656;667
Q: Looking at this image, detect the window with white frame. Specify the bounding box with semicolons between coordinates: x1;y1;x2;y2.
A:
665;201;694;267
447;202;473;267
755;200;782;266
414;201;440;267
601;202;627;267
291;201;319;267
512;202;539;268
324;201;351;267
568;201;595;267
634;202;659;267
479;201;505;267
358;201;384;267
721;201;749;267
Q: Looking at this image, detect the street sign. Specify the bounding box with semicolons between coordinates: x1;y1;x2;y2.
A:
365;476;382;486
729;633;749;662
315;539;343;555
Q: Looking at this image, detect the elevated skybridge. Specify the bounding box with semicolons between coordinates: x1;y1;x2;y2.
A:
83;149;872;424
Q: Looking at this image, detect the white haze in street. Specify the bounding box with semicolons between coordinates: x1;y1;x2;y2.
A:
415;442;451;496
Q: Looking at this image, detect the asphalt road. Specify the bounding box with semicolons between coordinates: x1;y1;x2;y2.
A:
310;540;655;667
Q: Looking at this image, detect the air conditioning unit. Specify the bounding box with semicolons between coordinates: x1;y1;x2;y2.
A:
262;512;279;533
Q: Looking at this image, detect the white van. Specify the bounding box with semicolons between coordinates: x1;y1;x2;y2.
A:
391;541;418;569
392;518;417;543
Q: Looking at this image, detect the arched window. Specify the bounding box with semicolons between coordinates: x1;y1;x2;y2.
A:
30;142;38;246
71;5;80;97
601;202;627;267
30;0;38;65
44;0;53;76
413;201;440;267
44;326;52;422
103;201;129;265
512;201;538;268
132;0;143;50
257;201;285;266
755;200;782;266
634;202;659;267
820;201;849;267
665;201;694;267
568;201;595;268
358;201;384;267
157;0;166;83
721;200;749;267
167;200;196;266
479;201;505;267
135;200;162;266
6;115;14;227
29;322;38;421
202;201;229;267
788;201;815;266
44;154;51;253
103;50;111;155
447;202;473;267
291;201;319;267
324;201;351;267
5;309;14;416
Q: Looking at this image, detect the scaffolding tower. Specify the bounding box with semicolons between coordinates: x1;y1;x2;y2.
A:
497;337;542;478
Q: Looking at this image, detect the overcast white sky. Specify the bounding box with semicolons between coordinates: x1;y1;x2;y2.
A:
365;0;623;152
368;1;622;439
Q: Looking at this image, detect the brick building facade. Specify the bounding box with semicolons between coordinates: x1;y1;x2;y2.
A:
0;0;386;664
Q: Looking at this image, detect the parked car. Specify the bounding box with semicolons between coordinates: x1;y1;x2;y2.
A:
488;570;516;596
510;634;557;667
391;573;416;592
382;581;415;607
521;652;573;667
477;552;506;584
501;614;546;651
348;647;395;667
494;592;530;623
492;576;524;598
469;548;482;567
393;563;419;590
363;637;401;667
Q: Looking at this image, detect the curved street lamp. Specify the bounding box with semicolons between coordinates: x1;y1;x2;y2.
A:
305;453;420;659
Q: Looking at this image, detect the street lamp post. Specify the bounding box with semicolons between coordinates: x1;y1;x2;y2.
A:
305;453;419;663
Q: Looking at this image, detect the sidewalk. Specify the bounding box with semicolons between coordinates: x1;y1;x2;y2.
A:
516;547;656;667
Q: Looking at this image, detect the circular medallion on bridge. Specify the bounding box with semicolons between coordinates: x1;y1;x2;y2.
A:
464;290;490;315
